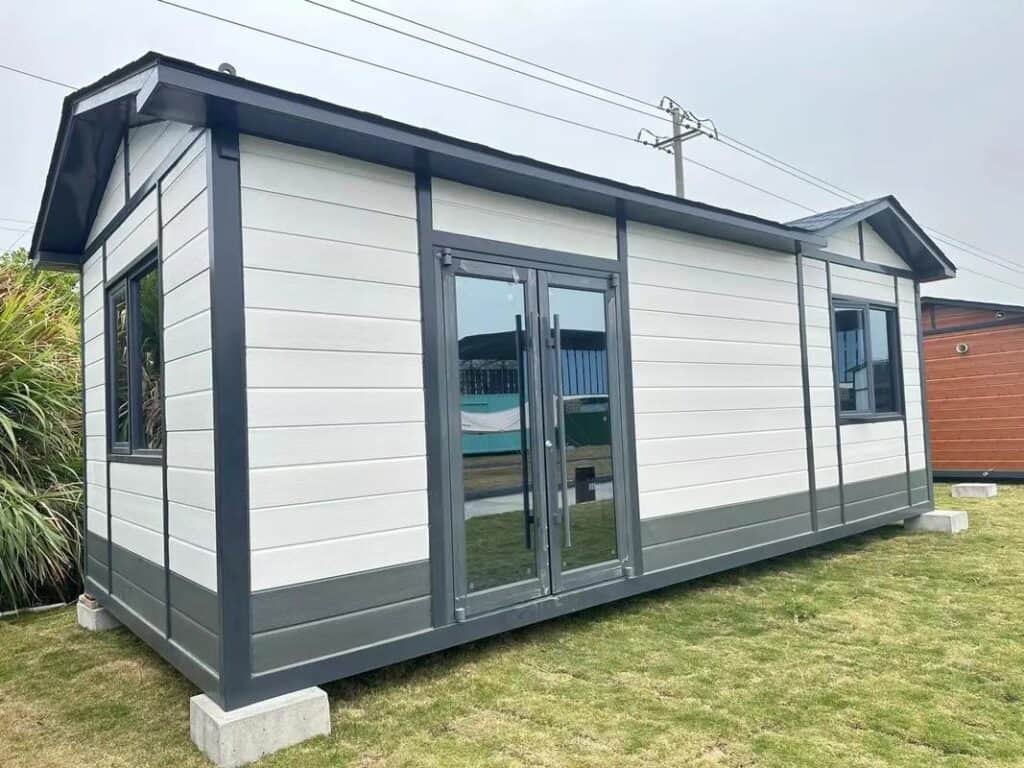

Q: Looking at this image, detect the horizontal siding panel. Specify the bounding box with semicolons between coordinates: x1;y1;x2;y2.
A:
109;489;163;532
110;517;164;565
241;187;418;252
89;146;125;241
841;420;905;444
165;350;213;396
630;257;798;305
636;429;807;466
168;502;216;551
169;538;217;592
638;449;808;492
130;121;192;195
633;362;802;388
629;309;800;346
248;422;425;469
246;349;423;389
242;228;418;285
167;431;215;471
251;526;429;591
432;178;616;259
631;336;800;366
634;408;805;440
241;149;417;218
245;309;421;355
241;135;415;188
842;436;907;464
164;309;211;362
163;271;210;327
250;490;427;550
639;470;809;519
106;202;158;280
162;190;208;258
630;284;798;325
249;456;427;509
243;267;420;321
162;235;209;293
843;456;907;484
83;283;104;317
166;467;215;511
634;387;804;413
247;387;424;428
160;138;206;222
109;462;163;499
166;390;214;432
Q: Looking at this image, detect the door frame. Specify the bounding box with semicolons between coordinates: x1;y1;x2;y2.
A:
433;234;641;620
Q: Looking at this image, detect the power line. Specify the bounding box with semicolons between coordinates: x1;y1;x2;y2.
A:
307;0;1024;278
0;62;74;90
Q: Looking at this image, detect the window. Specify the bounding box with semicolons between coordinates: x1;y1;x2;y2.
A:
834;301;901;418
108;254;163;455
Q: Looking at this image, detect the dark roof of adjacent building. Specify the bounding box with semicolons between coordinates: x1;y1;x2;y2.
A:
30;52;954;281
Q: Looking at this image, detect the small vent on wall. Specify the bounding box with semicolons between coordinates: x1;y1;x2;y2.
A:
955;342;970;355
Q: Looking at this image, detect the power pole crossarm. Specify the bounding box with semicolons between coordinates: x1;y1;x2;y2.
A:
635;97;718;199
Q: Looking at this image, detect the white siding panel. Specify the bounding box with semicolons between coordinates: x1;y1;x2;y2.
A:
247;388;424;428
251;526;429;591
87;508;108;538
166;467;215;511
246;309;421;355
164;309;212;362
169;538;217;591
630;309;800;346
162;190;208;258
128;121;192;196
247;349;422;389
109;489;163;532
250;490;427;550
241;187;417;252
163;271;211;328
638;449;808;492
106;194;158;281
244;268;420;321
109;462;163;499
633;387;804;414
844;456;907;484
166;390;214;432
83;282;105;317
634;409;806;440
87;484;107;513
160;136;206;221
162;234;209;293
168;502;216;551
242;228;418;284
249;422;425;469
631;336;800;366
164;350;213;397
432;178;616;259
823;226;861;260
640;471;810;520
167;431;215;471
249;457;427;510
83;253;104;293
830;263;896;303
633;362;801;389
110;518;164;565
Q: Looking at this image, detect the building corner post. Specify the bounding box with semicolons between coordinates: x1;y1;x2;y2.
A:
207;121;252;710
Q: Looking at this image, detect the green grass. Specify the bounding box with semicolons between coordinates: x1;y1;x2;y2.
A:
2;483;1023;766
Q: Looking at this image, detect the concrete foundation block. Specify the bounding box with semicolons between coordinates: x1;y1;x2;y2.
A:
190;687;331;767
76;594;121;631
905;510;968;534
952;483;997;499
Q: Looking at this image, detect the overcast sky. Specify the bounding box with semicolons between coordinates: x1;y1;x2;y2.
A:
3;0;1022;302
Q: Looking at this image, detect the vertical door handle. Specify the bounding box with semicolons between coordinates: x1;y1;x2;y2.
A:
514;313;532;550
553;314;572;548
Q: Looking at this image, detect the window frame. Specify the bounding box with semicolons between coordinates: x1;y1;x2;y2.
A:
831;296;904;424
106;250;164;462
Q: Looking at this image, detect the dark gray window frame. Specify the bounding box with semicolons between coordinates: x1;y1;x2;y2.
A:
105;248;163;464
831;294;904;424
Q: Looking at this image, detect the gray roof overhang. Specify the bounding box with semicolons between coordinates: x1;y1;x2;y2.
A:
35;53;859;270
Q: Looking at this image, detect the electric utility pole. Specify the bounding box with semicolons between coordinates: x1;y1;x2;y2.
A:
637;97;718;198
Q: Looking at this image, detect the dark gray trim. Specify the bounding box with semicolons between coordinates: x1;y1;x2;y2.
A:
922;316;1024;337
122;131;130;205
843;473;908;504
156;177;171;638
615;206;644;577
110;541;165;601
79;261;89;590
803;247;916;280
169;571;220;635
241;498;927;706
914;282;935;503
844;490;911;523
641;490;811;546
207;122;252;710
87;580;219;696
107;453;162;466
83;127;204;259
251;561;430;633
831;296;904;420
921;296;1024;315
87;532;108;565
252;596;432;675
415;169;455;629
857;221;864;260
837;413;904;425
824;262;846;523
816;486;841;510
111;570;166;633
170;606;219;671
895;277;912;509
103;243;113;592
909;469;928;490
795;247;818;530
933;470;1024;481
433;230;625;275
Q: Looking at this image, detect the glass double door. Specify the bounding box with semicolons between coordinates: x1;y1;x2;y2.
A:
444;255;627;617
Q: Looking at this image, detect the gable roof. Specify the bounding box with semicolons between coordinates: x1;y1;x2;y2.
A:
788;196;955;280
30;52;951;283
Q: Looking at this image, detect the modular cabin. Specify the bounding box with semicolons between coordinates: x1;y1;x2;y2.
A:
31;54;955;736
920;297;1024;480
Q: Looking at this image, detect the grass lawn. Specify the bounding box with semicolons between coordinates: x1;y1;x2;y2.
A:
2;483;1023;767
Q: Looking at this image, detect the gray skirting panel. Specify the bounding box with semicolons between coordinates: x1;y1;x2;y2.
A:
641;473;926;573
90;537;220;673
250;561;432;675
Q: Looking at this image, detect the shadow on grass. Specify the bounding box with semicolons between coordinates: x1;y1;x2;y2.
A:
324;521;906;704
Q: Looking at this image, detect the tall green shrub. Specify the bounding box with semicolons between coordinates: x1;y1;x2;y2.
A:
0;248;82;610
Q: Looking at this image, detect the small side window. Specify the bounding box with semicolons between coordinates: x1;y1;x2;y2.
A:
833;301;902;419
106;253;163;456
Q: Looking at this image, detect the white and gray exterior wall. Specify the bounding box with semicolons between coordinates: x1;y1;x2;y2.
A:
46;54;947;714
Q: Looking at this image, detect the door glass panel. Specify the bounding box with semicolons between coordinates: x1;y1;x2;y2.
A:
549;286;617;571
456;274;537;593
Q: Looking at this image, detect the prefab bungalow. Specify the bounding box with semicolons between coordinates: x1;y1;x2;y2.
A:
920;297;1024;480
31;52;955;747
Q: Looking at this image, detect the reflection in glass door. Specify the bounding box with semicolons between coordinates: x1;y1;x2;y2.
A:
443;255;628;618
541;275;623;590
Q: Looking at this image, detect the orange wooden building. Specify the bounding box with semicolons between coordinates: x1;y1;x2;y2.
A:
921;297;1024;479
